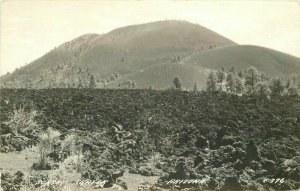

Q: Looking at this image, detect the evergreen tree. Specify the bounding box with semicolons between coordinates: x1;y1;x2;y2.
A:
235;77;245;94
89;74;96;88
229;66;235;74
132;81;136;89
270;78;285;95
260;72;269;82
217;70;225;91
287;86;299;96
206;71;217;93
254;82;271;97
78;67;82;74
286;79;291;89
226;72;236;93
238;71;243;78
193;82;198;92
245;66;260;94
110;75;116;82
78;78;83;89
114;73;119;79
173;77;182;90
291;74;300;87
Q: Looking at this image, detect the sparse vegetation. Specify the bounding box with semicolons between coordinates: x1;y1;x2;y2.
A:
0;20;300;191
4;107;40;136
1;107;40;152
1;89;299;190
34;127;61;170
206;66;300;96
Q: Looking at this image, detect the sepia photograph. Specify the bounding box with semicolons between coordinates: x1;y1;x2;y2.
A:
0;0;300;190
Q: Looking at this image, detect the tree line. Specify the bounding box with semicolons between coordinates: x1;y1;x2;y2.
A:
172;66;300;97
206;66;300;96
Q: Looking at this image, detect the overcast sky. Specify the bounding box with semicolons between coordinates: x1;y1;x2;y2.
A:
0;0;299;75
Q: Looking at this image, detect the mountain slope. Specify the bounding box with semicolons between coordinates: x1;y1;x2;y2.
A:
108;63;211;90
1;21;300;89
76;20;236;76
0;20;236;88
108;45;300;90
184;45;300;75
5;34;101;80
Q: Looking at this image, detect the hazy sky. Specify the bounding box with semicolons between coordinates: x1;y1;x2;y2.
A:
0;0;299;75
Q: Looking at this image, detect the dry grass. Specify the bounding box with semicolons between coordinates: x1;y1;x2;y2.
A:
0;147;38;173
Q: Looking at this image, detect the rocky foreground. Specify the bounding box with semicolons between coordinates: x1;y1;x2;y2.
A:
0;89;299;190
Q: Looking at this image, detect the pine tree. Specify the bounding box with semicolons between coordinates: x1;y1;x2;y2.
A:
260;72;269;82
245;66;260;94
254;82;271;97
287;86;299;96
132;81;136;89
193;82;198;92
286;79;291;89
173;77;182;90
217;70;225;91
207;71;217;93
226;72;236;93
78;67;82;74
89;74;96;88
270;78;285;95
291;74;299;86
78;78;83;89
235;77;245;94
115;73;119;79
238;71;243;78
229;66;235;74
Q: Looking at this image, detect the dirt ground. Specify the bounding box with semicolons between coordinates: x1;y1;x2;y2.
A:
0;151;160;191
0;148;38;174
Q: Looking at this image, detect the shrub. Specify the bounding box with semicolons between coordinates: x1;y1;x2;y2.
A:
35;127;61;170
4;106;40;137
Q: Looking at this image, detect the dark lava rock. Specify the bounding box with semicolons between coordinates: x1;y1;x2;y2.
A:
32;162;51;170
195;136;208;148
249;160;262;171
232;147;246;161
112;170;124;181
207;177;218;190
261;158;276;172
289;166;300;181
216;127;228;147
272;180;298;191
232;141;244;148
245;140;260;164
221;176;242;191
138;165;157;176
172;161;189;179
233;159;244;171
220;135;236;146
194;155;204;168
167;158;190;180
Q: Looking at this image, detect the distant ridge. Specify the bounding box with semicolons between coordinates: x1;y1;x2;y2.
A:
1;20;299;89
184;45;300;75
